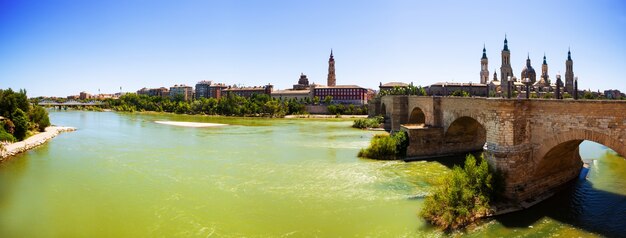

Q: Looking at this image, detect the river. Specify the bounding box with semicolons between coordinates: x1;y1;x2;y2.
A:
0;111;624;237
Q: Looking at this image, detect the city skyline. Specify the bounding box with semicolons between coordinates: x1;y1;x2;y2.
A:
1;0;625;97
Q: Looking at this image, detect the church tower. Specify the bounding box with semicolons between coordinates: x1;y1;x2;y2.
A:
541;54;549;84
327;50;336;86
500;36;514;95
480;45;489;84
565;49;574;93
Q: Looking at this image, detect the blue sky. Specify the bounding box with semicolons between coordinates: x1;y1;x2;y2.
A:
1;0;625;97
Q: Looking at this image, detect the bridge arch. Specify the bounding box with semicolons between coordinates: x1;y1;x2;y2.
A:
533;129;626;178
443;116;487;152
407;107;426;125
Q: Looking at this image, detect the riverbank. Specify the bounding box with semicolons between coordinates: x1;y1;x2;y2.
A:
284;114;368;119
0;126;76;161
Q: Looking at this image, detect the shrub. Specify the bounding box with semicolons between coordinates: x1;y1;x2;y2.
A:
358;131;409;159
29;105;50;132
12;108;28;141
352;118;381;129
420;154;495;230
0;126;16;142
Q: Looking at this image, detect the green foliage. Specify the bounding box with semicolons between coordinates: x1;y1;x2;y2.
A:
543;92;554;99
323;95;333;105
583;91;596;99
420;154;495;230
109;93;306;117
377;85;427;98
29;105;51;132
563;93;573;99
352;118;381;129
0;126;16;142
327;104;368;115
0;88;49;142
358;131;409;160
451;90;470;97
12;108;28;141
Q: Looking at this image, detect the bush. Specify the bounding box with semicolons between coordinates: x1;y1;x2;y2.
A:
352;118;381;129
358;131;409;160
420;154;495;230
0;126;16;142
12;108;28;141
29;105;50;132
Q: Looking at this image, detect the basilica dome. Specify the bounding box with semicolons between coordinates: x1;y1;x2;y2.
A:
520;56;537;83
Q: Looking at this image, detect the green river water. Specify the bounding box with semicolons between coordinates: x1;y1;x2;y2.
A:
0;111;625;237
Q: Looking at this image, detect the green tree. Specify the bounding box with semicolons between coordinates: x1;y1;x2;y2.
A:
29;105;51;132
323;95;333;105
12;108;28;141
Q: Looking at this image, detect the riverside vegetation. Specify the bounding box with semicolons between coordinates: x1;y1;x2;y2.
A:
357;131;408;160
0;88;50;143
357;125;499;230
352;115;384;129
420;154;497;230
103;93;367;117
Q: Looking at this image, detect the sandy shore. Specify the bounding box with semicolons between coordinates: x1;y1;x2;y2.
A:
0;126;76;161
154;121;227;128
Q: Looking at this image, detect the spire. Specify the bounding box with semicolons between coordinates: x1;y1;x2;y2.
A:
503;34;509;51
543;53;547;64
567;47;572;61
482;44;487;59
330;49;334;59
526;53;531;66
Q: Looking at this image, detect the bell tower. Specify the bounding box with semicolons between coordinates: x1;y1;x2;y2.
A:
480;45;489;84
500;35;514;95
565;49;574;93
327;49;336;86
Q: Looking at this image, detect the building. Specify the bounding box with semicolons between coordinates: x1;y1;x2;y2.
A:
426;82;488;97
169;85;194;101
312;85;369;105
565;49;575;93
520;55;536;83
327;50;336;87
483;36;576;98
480;45;489;84
223;84;273;98
293;73;311;90
499;35;514;96
79;91;92;100
195;81;212;99
272;73;313;101
379;82;409;93
604;89;623;99
137;87;169;98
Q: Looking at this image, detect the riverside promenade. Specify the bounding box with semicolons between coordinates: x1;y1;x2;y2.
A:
0;126;76;161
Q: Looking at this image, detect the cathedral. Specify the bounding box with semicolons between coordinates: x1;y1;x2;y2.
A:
481;36;577;97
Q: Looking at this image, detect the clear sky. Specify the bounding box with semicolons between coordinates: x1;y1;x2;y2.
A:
1;0;625;97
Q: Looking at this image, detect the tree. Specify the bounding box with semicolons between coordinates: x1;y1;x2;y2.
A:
29;105;51;132
323;95;333;105
12;108;28;141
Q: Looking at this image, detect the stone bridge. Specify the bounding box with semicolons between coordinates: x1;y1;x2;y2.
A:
369;96;626;203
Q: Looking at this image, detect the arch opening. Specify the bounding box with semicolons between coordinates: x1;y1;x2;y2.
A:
444;116;486;152
534;137;626;179
407;107;426;126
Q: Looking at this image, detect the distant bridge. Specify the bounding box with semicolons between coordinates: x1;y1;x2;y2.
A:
38;100;104;107
370;96;626;203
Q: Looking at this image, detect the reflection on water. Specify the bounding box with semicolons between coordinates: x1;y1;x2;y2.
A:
0;111;624;237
